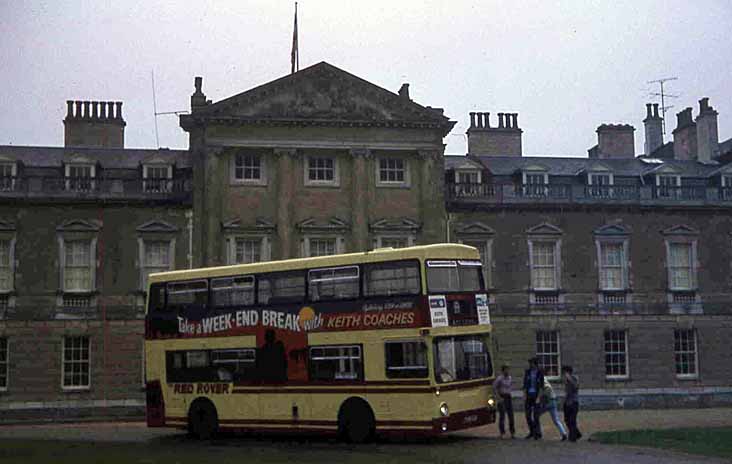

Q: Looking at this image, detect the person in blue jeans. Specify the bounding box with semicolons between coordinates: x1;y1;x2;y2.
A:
538;378;568;440
522;357;544;439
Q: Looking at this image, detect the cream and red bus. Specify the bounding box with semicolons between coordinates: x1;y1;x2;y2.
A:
145;244;496;442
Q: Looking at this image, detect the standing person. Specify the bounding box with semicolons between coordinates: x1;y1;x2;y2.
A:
522;357;544;439
562;365;582;442
492;364;515;438
538;378;568;440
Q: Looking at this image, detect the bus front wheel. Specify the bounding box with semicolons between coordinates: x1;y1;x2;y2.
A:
338;398;375;443
188;399;219;440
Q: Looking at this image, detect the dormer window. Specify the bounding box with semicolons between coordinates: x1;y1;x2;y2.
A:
143;164;173;193
65;164;95;192
721;175;732;200
454;169;482;196
522;169;548;197
0;162;16;192
588;173;613;198
656;174;680;198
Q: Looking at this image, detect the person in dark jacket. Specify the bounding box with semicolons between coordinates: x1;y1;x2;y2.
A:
562;365;582;441
523;357;544;439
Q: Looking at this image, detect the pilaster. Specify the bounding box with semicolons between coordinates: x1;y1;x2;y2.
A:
418;148;447;244
275;148;298;259
350;148;371;252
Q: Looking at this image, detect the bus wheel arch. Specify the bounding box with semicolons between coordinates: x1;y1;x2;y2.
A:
338;397;375;443
187;397;219;440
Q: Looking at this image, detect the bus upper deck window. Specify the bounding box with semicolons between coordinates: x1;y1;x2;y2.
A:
148;283;166;314
167;280;209;311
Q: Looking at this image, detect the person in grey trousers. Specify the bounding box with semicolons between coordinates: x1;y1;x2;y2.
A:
492;364;515;438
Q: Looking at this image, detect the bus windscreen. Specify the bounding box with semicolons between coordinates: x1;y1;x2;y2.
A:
434;334;493;384
426;260;483;293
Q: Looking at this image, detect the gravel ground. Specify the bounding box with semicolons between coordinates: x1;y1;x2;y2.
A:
0;408;730;463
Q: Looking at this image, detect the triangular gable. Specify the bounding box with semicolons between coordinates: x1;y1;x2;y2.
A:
455;221;495;235
65;154;96;165
140;154;174;165
578;162;612;176
644;163;681;176
451;158;484;171
222;217;276;232
56;219;101;232
137;220;179;233
594;224;630;236
708;162;732;177
526;223;563;235
0;219;16;231
369;217;421;231
298;216;350;231
661;224;698;236
190;62;453;132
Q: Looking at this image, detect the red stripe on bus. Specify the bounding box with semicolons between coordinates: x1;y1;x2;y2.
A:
231;387;433;394
231;379;430;387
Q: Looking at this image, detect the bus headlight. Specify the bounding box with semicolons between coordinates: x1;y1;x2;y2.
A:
487;398;495;407
439;403;449;417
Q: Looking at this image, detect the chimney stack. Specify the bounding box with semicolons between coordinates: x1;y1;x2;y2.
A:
591;124;636;158
466;111;522;156
672;107;697;160
63;100;126;148
643;103;663;156
398;83;410;100
191;76;208;112
695;97;719;162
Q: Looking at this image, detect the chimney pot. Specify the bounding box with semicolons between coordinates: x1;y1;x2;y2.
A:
194;76;203;94
498;113;505;128
484;112;491;128
99;101;107;119
92;102;99;119
74;101;83;118
653;104;659;118
115;102;123;120
107;102;114;119
699;97;711;113
82;101;91;119
646;103;653;118
66;101;74;118
398;83;410;100
469;112;476;128
514;113;519;128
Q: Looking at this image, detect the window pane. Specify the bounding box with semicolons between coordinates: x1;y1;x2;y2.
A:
212;276;255;308
309;345;362;381
235;239;261;264
364;261;420;296
536;331;560;377
309;266;359;302
258;272;305;305
63;336;90;388
385;341;427;378
309;238;336;257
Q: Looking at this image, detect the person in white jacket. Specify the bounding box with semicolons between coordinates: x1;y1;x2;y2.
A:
538;378;568;441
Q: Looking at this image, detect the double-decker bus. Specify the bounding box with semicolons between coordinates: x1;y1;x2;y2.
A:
145;244;496;442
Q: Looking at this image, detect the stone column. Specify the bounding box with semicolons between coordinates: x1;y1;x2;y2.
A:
418;148;447;244
350;148;371;252
275;148;297;259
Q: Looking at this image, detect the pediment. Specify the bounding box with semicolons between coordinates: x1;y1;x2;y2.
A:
662;224;698;236
65;154;95;165
222;217;276;232
137;220;179;233
455;221;495;235
522;164;549;172
298;216;350;231
57;219;101;232
452;158;484;171
0;219;16;231
195;62;452;129
526;223;563;235
370;217;421;231
141;154;173;165
594;224;629;236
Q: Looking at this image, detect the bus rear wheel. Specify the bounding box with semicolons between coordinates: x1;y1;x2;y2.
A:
338;398;375;444
188;399;219;440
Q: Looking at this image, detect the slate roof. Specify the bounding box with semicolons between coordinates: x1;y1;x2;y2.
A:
445;154;728;178
0;145;190;169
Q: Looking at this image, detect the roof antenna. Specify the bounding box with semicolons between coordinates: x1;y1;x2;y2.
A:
151;69;189;148
647;77;679;136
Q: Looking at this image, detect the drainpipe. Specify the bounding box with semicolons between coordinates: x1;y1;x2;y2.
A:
185;210;193;269
446;212;453;243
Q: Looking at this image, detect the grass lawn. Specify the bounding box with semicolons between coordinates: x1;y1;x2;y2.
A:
593;427;732;460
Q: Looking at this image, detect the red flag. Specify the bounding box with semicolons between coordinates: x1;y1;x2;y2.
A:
291;3;298;74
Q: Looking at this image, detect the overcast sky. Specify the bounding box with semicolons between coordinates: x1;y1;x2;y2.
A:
1;1;730;156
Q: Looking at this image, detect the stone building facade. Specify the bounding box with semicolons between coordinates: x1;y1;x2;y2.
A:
446;99;732;407
179;62;454;267
0;101;191;420
1;62;731;420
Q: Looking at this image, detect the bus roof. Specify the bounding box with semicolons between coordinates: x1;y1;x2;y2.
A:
149;243;479;283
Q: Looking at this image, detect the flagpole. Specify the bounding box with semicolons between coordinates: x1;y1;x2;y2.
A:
291;2;299;74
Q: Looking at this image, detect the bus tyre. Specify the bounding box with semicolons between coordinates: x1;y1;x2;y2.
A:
188;399;219;440
339;399;375;444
